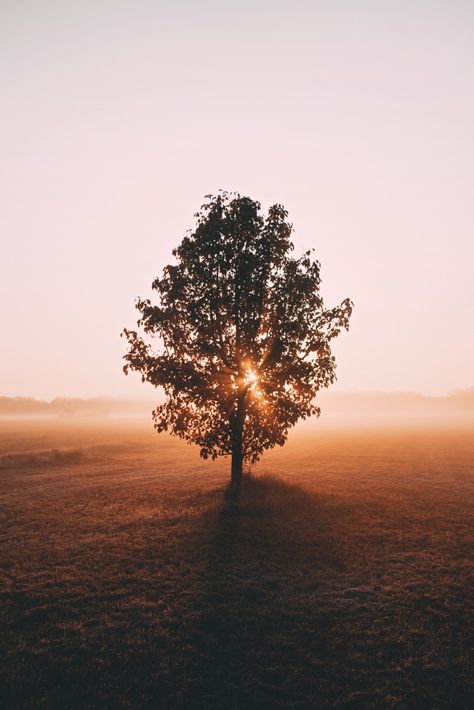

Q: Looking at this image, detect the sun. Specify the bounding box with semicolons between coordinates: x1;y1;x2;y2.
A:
243;369;258;387
242;368;264;400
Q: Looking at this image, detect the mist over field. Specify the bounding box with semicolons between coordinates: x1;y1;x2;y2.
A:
2;388;473;426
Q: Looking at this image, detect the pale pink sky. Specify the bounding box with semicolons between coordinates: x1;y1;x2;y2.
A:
1;1;473;399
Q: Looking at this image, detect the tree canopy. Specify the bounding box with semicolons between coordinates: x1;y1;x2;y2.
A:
123;192;353;482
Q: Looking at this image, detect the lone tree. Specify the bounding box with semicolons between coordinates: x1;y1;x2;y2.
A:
123;192;352;484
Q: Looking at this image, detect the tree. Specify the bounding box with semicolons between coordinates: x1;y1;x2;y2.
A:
123;192;353;484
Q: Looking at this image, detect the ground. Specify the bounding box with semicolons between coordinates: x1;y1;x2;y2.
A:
0;419;473;708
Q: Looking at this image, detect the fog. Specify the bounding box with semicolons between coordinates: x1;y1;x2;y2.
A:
2;388;473;430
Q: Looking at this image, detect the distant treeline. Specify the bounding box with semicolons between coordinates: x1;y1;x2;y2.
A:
0;397;153;417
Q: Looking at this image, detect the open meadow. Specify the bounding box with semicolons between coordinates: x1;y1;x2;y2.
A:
0;418;473;708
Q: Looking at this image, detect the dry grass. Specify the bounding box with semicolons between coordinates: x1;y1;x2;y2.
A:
0;420;473;708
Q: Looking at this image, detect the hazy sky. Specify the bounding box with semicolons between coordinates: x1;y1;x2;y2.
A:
1;0;473;399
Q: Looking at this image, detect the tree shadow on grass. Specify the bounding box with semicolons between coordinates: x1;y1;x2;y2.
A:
180;475;352;708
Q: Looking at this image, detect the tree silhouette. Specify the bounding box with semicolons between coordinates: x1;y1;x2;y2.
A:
123;192;353;484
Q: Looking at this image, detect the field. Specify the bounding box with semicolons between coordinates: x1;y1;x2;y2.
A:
0;419;473;709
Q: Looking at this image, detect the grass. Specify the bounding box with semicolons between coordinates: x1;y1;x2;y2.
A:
0;419;473;708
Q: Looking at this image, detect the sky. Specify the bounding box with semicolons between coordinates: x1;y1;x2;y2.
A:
1;0;473;400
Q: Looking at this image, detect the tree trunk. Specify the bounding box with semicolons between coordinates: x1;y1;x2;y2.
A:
231;436;243;484
230;391;245;485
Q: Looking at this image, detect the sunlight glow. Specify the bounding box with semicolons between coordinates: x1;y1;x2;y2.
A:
243;368;264;401
244;369;259;388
